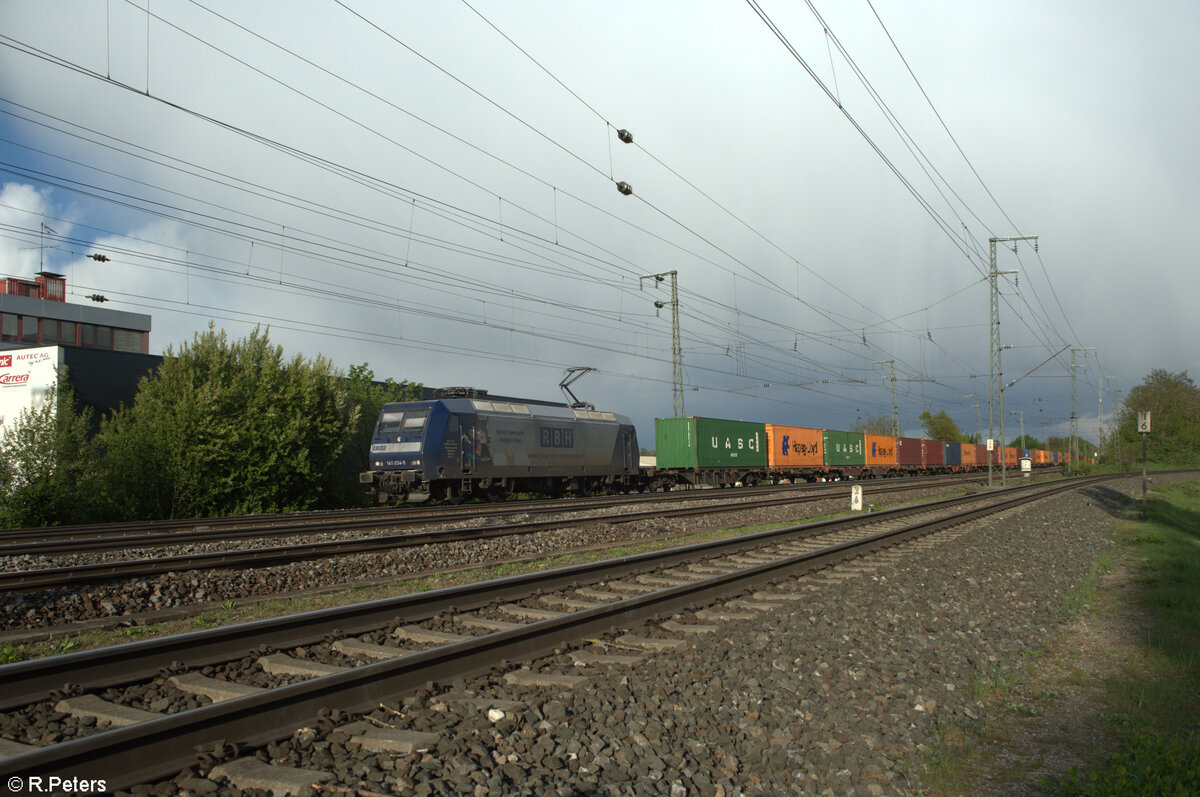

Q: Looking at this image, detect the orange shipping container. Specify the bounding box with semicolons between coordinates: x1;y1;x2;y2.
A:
1004;447;1019;467
865;434;897;467
765;424;824;468
961;443;979;466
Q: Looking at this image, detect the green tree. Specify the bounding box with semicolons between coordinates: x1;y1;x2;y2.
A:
850;415;894;435
1110;369;1200;467
0;379;97;528
918;410;968;443
97;324;358;519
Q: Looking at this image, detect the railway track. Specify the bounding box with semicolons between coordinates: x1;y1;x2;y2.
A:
0;474;1109;793
0;472;1005;554
0;473;1003;593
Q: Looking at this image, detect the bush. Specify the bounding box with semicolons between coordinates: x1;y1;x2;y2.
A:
97;324;357;519
0;379;97;528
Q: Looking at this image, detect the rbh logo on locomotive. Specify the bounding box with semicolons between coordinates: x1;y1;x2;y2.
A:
540;427;575;448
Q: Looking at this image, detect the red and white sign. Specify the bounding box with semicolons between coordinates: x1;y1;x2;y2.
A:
0;346;61;436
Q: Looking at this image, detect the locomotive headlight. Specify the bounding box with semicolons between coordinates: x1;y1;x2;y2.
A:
413;459;420;466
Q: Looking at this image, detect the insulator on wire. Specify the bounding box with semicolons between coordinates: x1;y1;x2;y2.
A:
616;181;633;196
617;128;633;144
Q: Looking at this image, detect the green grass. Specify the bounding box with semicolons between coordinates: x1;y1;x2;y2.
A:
48;636;78;655
0;643;26;664
921;717;973;793
1045;480;1200;795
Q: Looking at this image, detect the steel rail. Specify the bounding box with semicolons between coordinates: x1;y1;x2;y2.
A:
0;472;996;551
0;474;995;592
0;474;1108;792
0;475;1105;709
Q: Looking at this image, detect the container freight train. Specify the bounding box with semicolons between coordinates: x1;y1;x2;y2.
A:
653;417;1060;487
361;397;1064;503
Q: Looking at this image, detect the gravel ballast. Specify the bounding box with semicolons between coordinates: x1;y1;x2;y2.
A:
125;475;1167;796
0;482;966;634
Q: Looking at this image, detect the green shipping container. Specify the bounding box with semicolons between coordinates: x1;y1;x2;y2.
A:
655;417;767;469
822;429;865;467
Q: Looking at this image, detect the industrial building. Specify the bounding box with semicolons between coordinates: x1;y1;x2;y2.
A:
1;271;159;426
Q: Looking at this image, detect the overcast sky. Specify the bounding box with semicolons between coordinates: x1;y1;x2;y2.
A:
1;1;1196;448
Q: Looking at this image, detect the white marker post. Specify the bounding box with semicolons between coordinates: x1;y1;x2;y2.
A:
851;484;863;512
1139;410;1151;517
986;438;995;488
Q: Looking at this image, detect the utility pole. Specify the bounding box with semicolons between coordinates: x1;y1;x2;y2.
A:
989;235;1036;488
1097;375;1104;464
641;270;683;417
874;360;899;436
1069;347;1095;474
1011;410;1025;450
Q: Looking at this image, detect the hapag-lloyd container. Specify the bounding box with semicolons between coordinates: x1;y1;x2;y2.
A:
961;443;980;466
864;434;897;467
654;417;767;469
765;424;824;468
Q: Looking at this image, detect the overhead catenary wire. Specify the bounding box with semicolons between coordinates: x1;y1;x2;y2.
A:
0;4;1081;426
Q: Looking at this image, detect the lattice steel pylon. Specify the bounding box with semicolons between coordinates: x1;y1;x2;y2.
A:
1070;347;1095;474
641;270;684;417
873;360;899;436
988;235;1036;487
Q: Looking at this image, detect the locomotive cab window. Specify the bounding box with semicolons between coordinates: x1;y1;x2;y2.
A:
376;411;406;435
402;409;429;431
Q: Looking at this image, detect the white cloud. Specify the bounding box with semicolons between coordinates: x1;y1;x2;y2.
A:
0;0;1195;447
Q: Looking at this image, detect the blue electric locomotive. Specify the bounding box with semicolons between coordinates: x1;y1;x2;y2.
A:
361;392;640;502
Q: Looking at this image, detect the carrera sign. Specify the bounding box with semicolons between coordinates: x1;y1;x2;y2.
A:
0;346;61;437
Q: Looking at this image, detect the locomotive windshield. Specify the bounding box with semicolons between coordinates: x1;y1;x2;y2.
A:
375;411;406;436
375;408;431;438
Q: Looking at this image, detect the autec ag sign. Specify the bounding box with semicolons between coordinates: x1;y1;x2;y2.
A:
0;346;61;436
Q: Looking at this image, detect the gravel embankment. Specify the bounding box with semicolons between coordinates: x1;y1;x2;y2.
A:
124;475;1165;796
2;484;961;633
